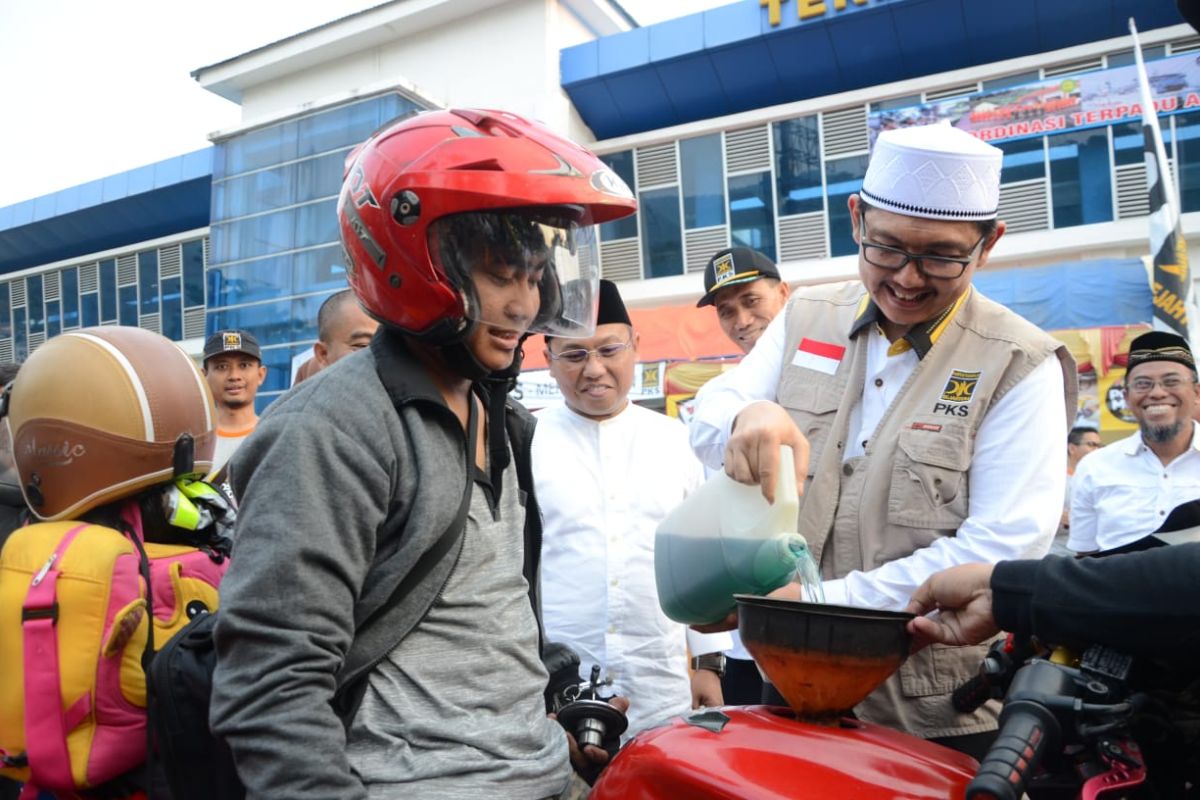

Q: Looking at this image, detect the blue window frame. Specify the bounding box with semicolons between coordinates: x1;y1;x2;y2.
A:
13;308;26;361
293;245;351;294
728;171;776;261
638;187;683;278
100;259;117;321
26;275;43;334
81;293;99;328
161;277;182;340
182;240;205;307
774;116;823;216
208;254;293;308
1049;129;1113;228
1112;121;1144;168
1174;111;1200;213
119;285;138;326
0;283;10;339
680;134;725;229
61;267;79;328
138;251;159;315
206;294;322;347
46;300;61;338
997;136;1046;183
600;151;638;241
824;154;869;257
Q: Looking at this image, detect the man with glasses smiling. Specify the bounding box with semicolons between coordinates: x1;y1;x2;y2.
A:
1069;331;1200;555
534;280;731;743
689;124;1075;756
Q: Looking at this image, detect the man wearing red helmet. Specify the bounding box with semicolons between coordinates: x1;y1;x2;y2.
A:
210;109;637;799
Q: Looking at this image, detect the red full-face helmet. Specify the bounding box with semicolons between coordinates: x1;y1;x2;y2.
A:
337;108;636;344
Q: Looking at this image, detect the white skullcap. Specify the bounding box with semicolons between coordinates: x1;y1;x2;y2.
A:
861;124;1002;221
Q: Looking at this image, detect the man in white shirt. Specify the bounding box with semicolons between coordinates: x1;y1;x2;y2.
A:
697;247;791;705
1070;331;1200;554
689;124;1074;756
534;280;730;739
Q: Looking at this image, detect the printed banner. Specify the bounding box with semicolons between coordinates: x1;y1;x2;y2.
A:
869;52;1200;146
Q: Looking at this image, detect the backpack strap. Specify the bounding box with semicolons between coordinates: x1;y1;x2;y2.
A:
21;522;91;790
331;394;477;722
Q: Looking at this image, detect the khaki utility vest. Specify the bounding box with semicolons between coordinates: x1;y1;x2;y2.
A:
778;281;1076;738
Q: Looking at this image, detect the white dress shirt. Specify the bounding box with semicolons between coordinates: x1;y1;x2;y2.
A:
1068;422;1200;553
534;402;730;737
690;305;1066;611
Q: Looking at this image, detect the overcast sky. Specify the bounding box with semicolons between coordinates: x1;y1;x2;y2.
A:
0;0;733;209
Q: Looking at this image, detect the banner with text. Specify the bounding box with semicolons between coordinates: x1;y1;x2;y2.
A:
869;52;1200;146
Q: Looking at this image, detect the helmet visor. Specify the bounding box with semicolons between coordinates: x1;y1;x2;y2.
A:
430;209;600;338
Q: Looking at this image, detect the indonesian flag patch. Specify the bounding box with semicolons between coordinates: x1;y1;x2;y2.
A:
791;338;845;375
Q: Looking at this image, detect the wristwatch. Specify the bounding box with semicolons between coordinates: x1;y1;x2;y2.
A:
690;652;727;678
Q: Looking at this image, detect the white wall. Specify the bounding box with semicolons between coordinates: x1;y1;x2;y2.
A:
233;0;600;143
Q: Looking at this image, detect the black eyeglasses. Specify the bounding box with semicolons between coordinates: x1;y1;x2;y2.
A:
859;214;987;280
547;339;633;366
1127;375;1195;394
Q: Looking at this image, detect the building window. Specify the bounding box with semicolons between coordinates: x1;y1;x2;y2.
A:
100;259;117;322
982;71;1041;91
46;301;61;338
825;154;870;257
182;240;205;308
162;277;183;341
138;251;159;316
638;187;683;278
600;150;638;241
1174;111;1200;213
26;275;43;334
728;172;776;261
997;137;1046;183
61;267;79;328
680;134;725;229
13;308;26;361
1106;46;1166;68
0;283;9;340
81;294;99;328
119;286;138;327
1112;121;1144;167
774;116;823;217
1049;129;1113;227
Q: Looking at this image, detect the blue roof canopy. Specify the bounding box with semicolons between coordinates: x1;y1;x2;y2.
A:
0;149;213;273
563;0;1186;140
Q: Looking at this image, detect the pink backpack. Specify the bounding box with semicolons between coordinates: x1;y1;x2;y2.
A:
0;501;228;795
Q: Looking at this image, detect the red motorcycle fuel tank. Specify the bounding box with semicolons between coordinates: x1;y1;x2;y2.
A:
590;705;978;799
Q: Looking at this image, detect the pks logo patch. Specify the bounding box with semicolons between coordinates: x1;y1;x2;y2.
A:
932;369;981;417
712;253;736;285
940;369;980;403
222;332;243;351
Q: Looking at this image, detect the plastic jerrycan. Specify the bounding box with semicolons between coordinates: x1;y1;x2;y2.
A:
655;445;808;625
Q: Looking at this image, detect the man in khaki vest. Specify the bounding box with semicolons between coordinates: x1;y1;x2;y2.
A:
689;124;1076;757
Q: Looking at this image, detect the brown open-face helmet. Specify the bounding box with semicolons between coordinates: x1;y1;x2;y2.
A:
4;326;216;521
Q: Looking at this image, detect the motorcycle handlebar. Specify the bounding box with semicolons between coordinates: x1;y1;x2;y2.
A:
965;698;1059;800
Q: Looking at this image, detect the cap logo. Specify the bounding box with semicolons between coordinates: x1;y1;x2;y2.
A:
591;167;633;199
712;253;737;286
223;332;243;352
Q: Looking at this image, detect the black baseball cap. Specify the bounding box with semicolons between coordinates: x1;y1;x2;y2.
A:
697;247;781;307
203;330;262;364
